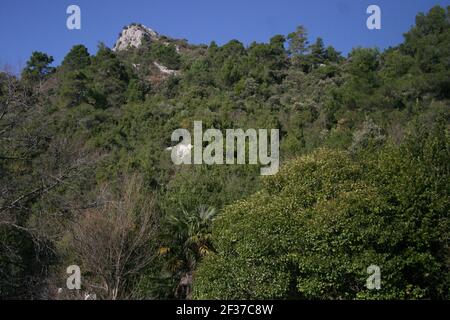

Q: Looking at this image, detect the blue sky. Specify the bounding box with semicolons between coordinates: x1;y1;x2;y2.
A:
0;0;448;72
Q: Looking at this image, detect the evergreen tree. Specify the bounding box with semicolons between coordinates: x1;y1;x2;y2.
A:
21;51;54;85
61;45;91;71
89;43;129;108
287;25;308;56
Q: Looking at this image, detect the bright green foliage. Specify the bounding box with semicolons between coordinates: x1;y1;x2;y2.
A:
193;122;449;299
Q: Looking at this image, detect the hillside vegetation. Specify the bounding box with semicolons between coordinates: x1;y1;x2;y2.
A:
0;6;449;299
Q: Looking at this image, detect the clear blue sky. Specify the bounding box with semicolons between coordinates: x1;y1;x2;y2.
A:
0;0;448;72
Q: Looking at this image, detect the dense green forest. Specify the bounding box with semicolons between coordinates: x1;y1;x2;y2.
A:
0;6;449;299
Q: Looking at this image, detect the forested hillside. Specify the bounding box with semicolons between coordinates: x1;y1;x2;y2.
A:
0;6;449;299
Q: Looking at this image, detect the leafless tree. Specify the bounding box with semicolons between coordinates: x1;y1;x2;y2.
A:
68;175;159;299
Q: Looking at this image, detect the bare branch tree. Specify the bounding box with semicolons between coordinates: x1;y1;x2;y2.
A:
68;175;159;299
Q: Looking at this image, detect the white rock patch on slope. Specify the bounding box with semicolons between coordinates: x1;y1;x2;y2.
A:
166;143;193;163
154;61;179;75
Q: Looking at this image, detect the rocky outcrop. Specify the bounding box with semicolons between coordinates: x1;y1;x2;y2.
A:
113;24;159;51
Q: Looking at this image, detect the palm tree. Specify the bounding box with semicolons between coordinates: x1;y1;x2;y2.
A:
159;205;217;298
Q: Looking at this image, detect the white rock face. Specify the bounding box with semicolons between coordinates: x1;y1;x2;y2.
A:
113;24;159;51
154;61;179;75
166;143;193;163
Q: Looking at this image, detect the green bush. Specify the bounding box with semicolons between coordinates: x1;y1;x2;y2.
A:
193;123;449;299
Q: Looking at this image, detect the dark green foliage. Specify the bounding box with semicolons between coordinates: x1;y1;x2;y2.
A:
21;51;54;84
149;42;181;70
61;45;91;71
57;70;90;108
89;43;129;107
287;25;308;56
401;5;450;98
325;46;343;63
126;78;148;103
309;37;326;65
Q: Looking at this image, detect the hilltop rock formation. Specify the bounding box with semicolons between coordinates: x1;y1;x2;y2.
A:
113;23;159;51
